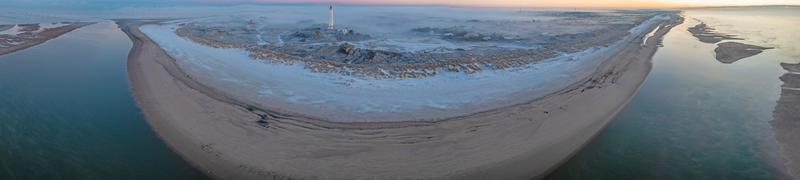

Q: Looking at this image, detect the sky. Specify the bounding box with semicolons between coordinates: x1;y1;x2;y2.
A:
246;0;800;8
2;0;799;8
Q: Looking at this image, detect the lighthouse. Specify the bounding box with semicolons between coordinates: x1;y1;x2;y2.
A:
327;2;335;30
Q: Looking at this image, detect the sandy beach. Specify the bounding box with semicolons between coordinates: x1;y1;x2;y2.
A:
0;22;92;56
118;14;683;180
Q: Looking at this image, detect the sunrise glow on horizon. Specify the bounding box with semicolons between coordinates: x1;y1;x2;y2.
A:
2;0;799;9
237;0;800;8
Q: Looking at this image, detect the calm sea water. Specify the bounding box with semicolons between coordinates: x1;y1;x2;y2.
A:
0;22;205;179
549;6;800;179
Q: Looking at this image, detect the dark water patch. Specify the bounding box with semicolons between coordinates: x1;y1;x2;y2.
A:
0;21;206;180
0;24;12;31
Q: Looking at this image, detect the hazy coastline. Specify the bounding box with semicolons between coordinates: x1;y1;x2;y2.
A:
0;22;92;56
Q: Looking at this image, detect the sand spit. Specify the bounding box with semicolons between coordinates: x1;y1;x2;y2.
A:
781;62;800;73
118;15;682;180
687;22;742;44
772;62;800;179
687;21;772;64
714;42;773;64
0;22;93;56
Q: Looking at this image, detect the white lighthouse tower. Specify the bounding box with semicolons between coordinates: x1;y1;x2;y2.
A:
327;2;335;30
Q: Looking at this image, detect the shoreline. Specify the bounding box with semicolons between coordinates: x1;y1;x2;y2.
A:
137;15;670;124
773;62;800;179
118;15;684;180
686;19;773;64
0;22;93;56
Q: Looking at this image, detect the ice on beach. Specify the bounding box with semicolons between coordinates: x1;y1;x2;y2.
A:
639;15;671;46
0;25;21;36
37;22;67;31
139;9;666;123
0;22;69;36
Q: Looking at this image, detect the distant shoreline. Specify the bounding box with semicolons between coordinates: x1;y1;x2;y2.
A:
118;14;684;179
0;22;93;56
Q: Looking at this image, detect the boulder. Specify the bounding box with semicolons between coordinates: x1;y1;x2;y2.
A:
339;43;356;55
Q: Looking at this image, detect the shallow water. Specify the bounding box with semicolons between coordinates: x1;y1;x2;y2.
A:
0;22;205;179
549;6;800;179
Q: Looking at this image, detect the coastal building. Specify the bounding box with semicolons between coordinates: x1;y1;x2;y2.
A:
328;3;335;30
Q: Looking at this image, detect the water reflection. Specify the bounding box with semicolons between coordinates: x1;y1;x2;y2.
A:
549;7;799;179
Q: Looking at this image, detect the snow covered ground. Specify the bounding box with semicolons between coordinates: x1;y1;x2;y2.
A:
38;22;67;31
0;25;21;36
175;6;655;55
140;14;666;123
0;23;68;36
0;4;667;123
0;4;673;123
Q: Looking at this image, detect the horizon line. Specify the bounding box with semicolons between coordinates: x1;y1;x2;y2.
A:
2;1;798;10
202;2;800;10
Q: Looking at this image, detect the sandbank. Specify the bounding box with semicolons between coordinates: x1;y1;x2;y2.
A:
118;14;683;179
0;22;93;56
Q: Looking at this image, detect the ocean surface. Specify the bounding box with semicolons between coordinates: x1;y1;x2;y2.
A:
549;6;800;179
0;22;205;179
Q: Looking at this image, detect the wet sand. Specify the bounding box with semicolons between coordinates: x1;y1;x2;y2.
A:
686;21;772;64
687;22;742;44
714;42;773;64
0;22;92;56
118;16;683;180
773;62;800;178
781;62;800;73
